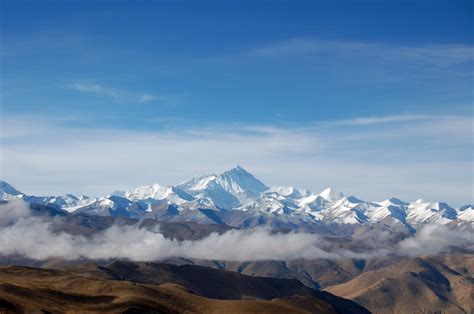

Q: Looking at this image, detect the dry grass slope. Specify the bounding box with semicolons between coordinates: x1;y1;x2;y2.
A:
0;266;341;313
325;255;474;314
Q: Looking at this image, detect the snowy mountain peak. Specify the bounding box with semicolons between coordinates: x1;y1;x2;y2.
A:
122;182;193;205
459;204;474;211
457;205;474;222
0;181;23;200
318;187;344;202
175;166;268;209
177;174;218;191
123;182;168;200
218;165;268;193
267;186;310;199
414;199;424;204
232;165;247;173
406;200;457;225
388;197;408;206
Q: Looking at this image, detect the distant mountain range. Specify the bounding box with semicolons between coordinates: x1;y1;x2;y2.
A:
1;166;472;233
1;167;473;314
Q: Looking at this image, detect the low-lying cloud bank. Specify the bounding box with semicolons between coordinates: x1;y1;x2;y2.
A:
0;200;472;261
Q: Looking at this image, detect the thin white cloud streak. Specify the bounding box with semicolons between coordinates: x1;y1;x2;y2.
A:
255;38;474;67
140;93;157;103
323;114;434;126
69;83;104;93
68;83;119;98
0;201;471;261
0;114;472;205
67;83;159;103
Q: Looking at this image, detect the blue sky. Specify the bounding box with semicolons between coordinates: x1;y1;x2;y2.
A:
1;1;473;205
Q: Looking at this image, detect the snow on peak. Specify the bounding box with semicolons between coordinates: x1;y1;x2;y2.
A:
459;204;473;211
379;197;408;207
318;187;344;202
298;194;327;212
233;165;248;173
414;199;424;204
218;165;268;193
0;181;23;200
181;166;268;195
175;166;268;209
267;186;310;199
177;174;218;191
123;182;193;205
122;183;168;200
406;200;457;225
457;205;474;222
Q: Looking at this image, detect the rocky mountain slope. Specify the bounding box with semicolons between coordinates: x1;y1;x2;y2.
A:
0;264;369;314
325;254;473;313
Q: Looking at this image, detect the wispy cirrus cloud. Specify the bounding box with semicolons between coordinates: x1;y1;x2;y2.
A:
323;114;434;126
69;83;107;93
67;83;159;103
139;93;157;103
254;38;474;67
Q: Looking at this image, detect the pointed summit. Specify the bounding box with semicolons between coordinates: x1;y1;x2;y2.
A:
224;165;252;176
388;197;408;206
0;181;23;200
176;166;268;209
233;165;245;170
378;197;408;207
219;166;268;193
318;187;344;202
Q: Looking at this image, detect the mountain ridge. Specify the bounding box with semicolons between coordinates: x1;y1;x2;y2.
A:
1;166;472;232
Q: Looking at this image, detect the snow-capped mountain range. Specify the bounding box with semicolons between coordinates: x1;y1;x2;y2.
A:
1;166;472;232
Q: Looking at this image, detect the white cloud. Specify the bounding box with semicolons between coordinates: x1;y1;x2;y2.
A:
0;217;333;261
140;93;157;103
68;83;120;99
338;224;474;259
0;202;471;261
324;114;433;126
0;203;336;261
396;224;473;257
255;38;474;67
67;83;158;103
69;83;105;93
0;199;30;226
